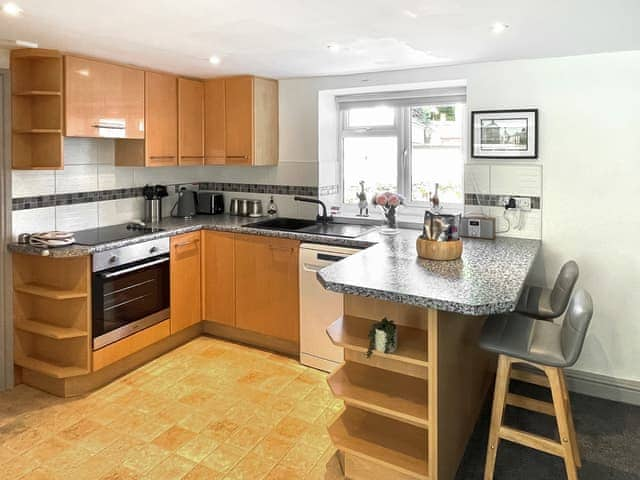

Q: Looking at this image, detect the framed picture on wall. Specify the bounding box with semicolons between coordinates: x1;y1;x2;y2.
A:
471;109;538;159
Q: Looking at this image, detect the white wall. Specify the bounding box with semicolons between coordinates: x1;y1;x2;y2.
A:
279;51;640;382
0;49;8;69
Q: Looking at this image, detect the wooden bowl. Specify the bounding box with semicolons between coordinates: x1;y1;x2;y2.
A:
416;238;462;261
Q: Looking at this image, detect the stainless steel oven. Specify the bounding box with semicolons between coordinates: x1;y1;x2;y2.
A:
92;238;170;350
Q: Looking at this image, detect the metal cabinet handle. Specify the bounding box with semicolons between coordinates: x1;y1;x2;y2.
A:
100;257;169;279
226;155;249;159
173;238;200;248
180;155;205;158
149;156;177;159
92;124;125;130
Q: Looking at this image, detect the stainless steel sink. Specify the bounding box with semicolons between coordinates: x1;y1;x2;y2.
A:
242;217;376;238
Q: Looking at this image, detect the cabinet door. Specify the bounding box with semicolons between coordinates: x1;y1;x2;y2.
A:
65;56;144;139
204;78;226;165
178;78;204;165
234;234;299;342
170;232;201;334
202;231;235;326
145;71;178;166
224;76;254;165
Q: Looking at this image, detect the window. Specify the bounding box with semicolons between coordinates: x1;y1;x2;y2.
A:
339;92;465;210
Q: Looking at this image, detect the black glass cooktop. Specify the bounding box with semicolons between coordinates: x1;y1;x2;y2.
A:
73;223;164;246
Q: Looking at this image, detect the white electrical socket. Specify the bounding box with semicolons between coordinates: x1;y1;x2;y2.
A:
514;197;531;209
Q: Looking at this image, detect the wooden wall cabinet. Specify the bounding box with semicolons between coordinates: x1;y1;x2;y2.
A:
234;234;299;343
178;78;205;165
201;231;236;326
204;78;226;165
11;49;63;169
170;232;202;334
204;76;278;166
145;71;178;166
225;76;279;166
64;55;144;139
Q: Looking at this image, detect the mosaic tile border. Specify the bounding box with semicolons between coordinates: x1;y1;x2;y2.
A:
465;193;541;209
13;183;319;211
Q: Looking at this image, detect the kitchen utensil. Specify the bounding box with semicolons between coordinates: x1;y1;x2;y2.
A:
230;198;240;216
248;199;263;217
171;187;197;218
144;199;162;224
238;199;250;217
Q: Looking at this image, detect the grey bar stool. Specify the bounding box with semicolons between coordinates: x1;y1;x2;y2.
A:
516;260;579;320
479;289;593;480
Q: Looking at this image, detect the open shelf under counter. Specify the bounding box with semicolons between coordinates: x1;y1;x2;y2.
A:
14;283;89;300
327;315;428;367
329;407;429;480
15;319;88;340
328;362;428;429
15;354;88;379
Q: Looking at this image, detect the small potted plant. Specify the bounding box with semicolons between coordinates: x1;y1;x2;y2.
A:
372;191;404;234
367;317;398;357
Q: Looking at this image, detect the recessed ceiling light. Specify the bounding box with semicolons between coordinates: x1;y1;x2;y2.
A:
491;22;509;34
327;43;342;53
403;10;418;19
2;2;23;16
15;39;37;48
208;55;221;65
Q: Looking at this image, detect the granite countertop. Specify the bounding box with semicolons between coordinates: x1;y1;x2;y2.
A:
6;214;382;257
7;214;540;316
316;229;540;316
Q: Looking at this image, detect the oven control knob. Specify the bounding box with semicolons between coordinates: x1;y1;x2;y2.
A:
149;246;158;254
109;255;118;264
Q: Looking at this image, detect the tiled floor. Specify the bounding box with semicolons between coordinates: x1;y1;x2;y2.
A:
0;336;345;479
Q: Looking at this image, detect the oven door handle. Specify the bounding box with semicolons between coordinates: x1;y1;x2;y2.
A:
99;257;169;279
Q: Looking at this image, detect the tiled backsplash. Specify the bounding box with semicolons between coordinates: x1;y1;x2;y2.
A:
10;138;319;239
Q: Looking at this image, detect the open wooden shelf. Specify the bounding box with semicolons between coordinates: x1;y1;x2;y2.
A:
15;354;88;379
328;362;428;429
14;283;88;300
16;319;87;340
327;315;428;367
11;48;63;170
329;407;429;480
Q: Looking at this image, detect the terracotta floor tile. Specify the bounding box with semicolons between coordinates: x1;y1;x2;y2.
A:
142;454;195;480
273;416;312;439
265;465;304;480
176;434;219;463
251;432;295;463
122;442;171;474
153;425;197;451
183;464;223;480
200;443;246;474
0;338;338;480
222;451;276;480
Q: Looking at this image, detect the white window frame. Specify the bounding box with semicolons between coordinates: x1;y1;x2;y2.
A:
338;102;466;219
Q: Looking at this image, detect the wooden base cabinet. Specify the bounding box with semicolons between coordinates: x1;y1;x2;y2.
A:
234;234;299;343
170;232;202;334
202;231;236;326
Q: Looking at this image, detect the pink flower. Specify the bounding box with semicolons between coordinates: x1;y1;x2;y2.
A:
387;194;400;207
375;193;388;206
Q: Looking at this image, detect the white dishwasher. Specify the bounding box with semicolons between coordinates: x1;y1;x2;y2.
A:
299;243;360;372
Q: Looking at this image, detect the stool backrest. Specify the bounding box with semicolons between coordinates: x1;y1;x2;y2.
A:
551;261;580;316
561;289;593;367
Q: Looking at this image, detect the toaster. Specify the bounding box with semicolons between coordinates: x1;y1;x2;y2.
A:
197;191;225;215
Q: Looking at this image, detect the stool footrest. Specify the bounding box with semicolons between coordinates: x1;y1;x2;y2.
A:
510;368;550;388
499;426;564;457
506;393;556;416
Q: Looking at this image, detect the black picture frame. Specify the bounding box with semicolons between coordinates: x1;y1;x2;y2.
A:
471;109;538;159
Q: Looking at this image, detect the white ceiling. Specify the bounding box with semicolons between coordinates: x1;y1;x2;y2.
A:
1;0;639;79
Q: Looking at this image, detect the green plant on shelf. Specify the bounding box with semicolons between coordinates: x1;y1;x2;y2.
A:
367;317;398;357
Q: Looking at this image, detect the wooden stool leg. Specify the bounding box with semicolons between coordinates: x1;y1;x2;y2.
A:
546;367;578;480
559;370;581;468
484;354;512;480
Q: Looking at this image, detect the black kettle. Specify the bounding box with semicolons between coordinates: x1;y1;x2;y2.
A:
171;187;197;218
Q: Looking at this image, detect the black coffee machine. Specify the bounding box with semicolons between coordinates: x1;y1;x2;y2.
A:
171;187;197;218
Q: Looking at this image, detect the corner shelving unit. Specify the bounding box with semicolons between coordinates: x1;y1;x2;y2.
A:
327;311;432;480
13;254;91;379
10;48;63;170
